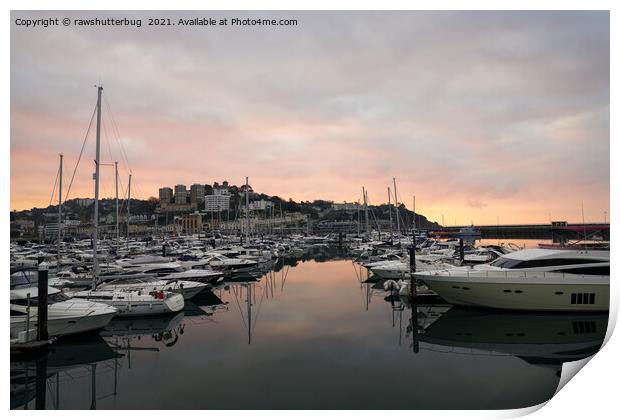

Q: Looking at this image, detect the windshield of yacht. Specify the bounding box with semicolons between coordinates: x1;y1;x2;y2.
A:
10;270;37;289
12;292;71;306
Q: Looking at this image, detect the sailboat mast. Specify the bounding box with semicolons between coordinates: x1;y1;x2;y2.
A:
126;173;132;249
57;153;63;265
393;178;400;235
388;186;393;242
245;176;249;242
92;86;103;286
362;187;369;234
413;195;416;229
115;161;119;248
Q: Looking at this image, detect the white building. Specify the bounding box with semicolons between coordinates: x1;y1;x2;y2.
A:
249;199;274;211
75;198;95;207
332;202;361;211
205;194;230;212
213;187;231;196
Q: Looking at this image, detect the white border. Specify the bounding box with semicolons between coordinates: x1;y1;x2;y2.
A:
3;1;617;419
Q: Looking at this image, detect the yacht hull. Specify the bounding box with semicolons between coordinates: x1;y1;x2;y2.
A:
416;273;609;311
11;310;117;338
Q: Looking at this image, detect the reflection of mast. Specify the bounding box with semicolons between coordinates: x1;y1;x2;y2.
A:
247;283;252;345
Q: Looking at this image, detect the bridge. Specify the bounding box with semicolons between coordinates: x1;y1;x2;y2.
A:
445;222;610;240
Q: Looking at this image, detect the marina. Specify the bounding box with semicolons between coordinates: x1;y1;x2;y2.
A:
9;235;609;409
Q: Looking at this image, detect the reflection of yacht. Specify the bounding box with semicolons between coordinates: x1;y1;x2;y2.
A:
101;312;184;338
415;249;609;311
10;336;119;409
419;307;607;370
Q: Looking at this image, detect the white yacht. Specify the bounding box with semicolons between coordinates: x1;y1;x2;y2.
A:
69;289;185;316
159;268;224;284
414;248;609;311
10;287;118;339
117;255;172;267
97;277;207;299
187;254;259;275
369;257;453;279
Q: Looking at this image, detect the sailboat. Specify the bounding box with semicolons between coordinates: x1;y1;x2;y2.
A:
67;86;184;317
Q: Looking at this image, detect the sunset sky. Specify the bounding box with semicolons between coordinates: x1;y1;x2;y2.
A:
10;10;609;225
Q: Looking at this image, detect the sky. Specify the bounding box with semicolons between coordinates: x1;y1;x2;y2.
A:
10;10;610;225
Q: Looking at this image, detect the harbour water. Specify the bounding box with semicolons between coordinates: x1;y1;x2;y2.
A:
10;245;607;410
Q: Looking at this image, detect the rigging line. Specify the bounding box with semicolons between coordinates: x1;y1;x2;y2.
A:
49;165;60;207
102;117;118;200
104;95;132;174
101;96;127;177
102;113;116;171
105;100;130;178
64;104;97;202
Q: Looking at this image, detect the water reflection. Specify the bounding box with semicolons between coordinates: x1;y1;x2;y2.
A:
414;305;607;375
9;247;610;409
10;336;120;409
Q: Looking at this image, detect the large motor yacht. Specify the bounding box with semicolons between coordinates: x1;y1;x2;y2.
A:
414;248;609;311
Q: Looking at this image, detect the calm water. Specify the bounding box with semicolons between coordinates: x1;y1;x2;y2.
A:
10;246;607;409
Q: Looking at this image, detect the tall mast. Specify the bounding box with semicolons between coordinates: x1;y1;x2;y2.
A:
245;177;250;242
362;187;369;234
92;86;103;287
365;189;370;234
57;153;63;265
388;186;393;243
115;161;119;249
393;178;400;235
413;195;416;229
126;173;132;249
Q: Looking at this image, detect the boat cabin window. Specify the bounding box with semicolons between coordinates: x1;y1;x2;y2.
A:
554;266;610;276
145;267;179;274
490;257;608;269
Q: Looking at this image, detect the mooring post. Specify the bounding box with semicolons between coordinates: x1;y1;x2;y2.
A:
37;263;49;342
459;238;464;262
409;244;417;299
